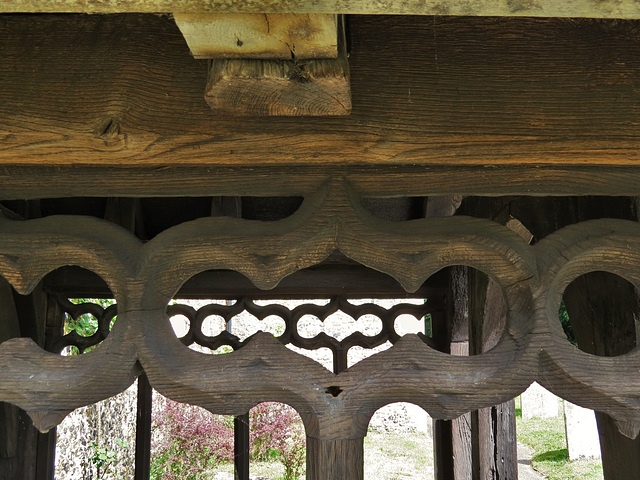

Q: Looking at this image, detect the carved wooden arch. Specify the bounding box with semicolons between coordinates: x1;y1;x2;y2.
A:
1;179;640;478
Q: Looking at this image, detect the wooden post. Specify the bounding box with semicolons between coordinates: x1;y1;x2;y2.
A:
234;413;250;480
432;269;474;480
563;271;640;480
467;268;518;480
135;374;153;480
306;437;363;480
0;278;56;480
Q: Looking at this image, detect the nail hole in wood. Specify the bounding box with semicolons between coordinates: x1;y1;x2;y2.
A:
326;386;343;397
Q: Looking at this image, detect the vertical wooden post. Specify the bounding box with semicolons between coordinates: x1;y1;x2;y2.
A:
35;431;56;480
0;277;24;479
426;196;470;480
431;270;474;480
563;271;640;480
135;374;153;480
234;413;250;480
0;279;55;479
306;437;364;480
467;268;518;480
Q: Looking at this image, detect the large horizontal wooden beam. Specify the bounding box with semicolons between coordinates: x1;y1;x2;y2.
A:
2;0;640;18
5;165;640;199
2;14;640;197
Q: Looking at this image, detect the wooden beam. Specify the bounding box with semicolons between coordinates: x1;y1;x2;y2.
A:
2;0;640;18
7;165;640;199
174;13;338;59
203;15;348;115
205;45;351;115
2;15;640;193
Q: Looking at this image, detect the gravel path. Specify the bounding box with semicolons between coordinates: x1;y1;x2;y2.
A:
518;442;546;480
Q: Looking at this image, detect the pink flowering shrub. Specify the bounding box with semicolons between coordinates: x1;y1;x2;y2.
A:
151;399;234;479
152;399;306;480
250;403;306;480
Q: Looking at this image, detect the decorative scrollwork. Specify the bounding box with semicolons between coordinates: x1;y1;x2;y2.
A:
50;298;117;354
167;297;432;372
0;181;639;442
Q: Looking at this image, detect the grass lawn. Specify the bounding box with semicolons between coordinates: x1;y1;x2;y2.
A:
207;429;433;480
364;429;433;480
516;398;603;480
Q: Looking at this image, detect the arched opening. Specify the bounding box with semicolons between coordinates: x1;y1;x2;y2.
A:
364;402;433;479
40;268;132;479
151;392;234;478
56;387;137;479
560;271;637;356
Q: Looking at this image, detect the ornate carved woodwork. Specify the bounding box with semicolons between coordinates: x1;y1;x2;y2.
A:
0;180;639;479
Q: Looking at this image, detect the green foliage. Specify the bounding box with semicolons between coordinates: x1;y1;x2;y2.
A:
558;300;577;347
64;298;116;354
90;438;128;480
424;312;432;338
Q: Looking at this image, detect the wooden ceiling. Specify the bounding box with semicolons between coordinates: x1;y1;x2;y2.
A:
1;0;640;17
1;13;640;199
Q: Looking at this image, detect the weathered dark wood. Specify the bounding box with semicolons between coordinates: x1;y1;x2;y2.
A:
5;186;640;480
9;165;640;200
0;278;20;462
35;430;56;480
0;413;38;480
306;438;363;480
234;413;250;480
433;419;455;480
564;270;640;480
3;16;640;196
595;411;640;480
43;259;448;299
430;291;457;480
205;18;349;116
135;374;153;480
0;280;54;480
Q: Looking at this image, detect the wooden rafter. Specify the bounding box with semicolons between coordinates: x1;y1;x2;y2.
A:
3;15;640;197
2;0;640;18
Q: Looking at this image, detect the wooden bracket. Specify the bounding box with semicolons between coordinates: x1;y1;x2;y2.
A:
175;13;350;116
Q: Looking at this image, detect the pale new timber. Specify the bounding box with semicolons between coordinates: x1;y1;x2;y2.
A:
2;0;640;18
174;13;338;59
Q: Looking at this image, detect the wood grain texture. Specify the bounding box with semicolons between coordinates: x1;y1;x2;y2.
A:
3;15;640;193
3;185;640;480
174;13;337;59
2;0;640;17
204;22;349;116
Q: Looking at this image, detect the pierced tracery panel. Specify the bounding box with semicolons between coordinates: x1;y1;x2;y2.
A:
167;297;432;373
51;297;117;355
2;180;640;478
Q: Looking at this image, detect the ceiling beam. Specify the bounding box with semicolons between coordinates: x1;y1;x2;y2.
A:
2;15;640;197
2;0;640;18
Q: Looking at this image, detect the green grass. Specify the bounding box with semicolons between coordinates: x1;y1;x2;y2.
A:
516;398;603;480
364;429;433;480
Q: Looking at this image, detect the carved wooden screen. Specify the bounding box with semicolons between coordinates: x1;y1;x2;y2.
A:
1;182;640;479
